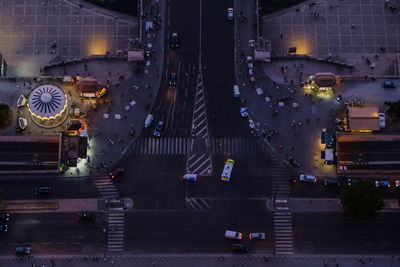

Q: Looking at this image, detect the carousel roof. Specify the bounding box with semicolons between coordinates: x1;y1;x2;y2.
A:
28;84;66;119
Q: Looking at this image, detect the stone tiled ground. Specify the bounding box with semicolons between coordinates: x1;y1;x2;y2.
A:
0;0;138;76
262;0;400;62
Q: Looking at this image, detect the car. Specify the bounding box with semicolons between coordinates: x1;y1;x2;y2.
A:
299;174;317;183
375;180;390;188
15;246;31;255
240;107;248;117
34;186;52;197
289;178;297;183
288;157;301;168
75;212;96;222
347;178;359;186
232;244;248;252
379;113;386;128
0;213;10;222
324;178;339;186
249;232;266;240
153;121;164;137
396;180;400;187
225;230;242;239
0;224;7;233
169;72;177;87
109;168;124;179
227;8;234;20
171;32;179;48
383;80;398;88
183;174;197;182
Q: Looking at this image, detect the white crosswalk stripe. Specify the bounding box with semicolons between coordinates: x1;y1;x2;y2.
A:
92;175;125;252
130;137;270;156
274;212;293;255
186;198;213;212
271;156;293;255
107;212;125;252
93;175;120;199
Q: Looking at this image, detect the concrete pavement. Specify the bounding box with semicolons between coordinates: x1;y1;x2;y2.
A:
0;254;399;267
41;0;165;177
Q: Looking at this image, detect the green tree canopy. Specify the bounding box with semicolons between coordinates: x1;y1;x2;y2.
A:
340;181;384;219
0;103;12;129
388;100;400;120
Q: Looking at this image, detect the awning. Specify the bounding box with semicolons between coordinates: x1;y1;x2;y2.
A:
127;50;144;62
18;117;28;129
17;95;26;107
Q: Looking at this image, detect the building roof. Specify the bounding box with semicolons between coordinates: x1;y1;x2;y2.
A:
76;78;103;93
0;135;61;174
28;84;66;120
314;72;336;87
336;133;400;176
348;107;380;131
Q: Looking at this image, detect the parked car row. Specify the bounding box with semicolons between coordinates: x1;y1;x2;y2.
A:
292;175;400;188
225;230;266;252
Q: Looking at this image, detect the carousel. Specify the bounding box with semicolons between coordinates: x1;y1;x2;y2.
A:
27;84;68;128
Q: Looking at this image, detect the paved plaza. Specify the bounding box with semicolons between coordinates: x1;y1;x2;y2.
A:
262;0;400;77
0;0;138;76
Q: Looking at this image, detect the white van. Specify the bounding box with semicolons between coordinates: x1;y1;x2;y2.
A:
299;174;317;183
233;85;240;98
225;230;242;240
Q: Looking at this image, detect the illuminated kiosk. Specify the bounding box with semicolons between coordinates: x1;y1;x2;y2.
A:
27;84;68;128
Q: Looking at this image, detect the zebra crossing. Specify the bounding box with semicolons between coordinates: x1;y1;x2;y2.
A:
107;212;125;252
271;157;290;199
274;212;294;255
187;72;212;175
186;197;213;212
93;175;120;199
129;137;269;156
270;157;294;255
92;175;125;252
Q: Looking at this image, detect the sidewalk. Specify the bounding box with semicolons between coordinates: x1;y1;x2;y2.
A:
0;254;398;267
42;0;165;177
0;198;134;213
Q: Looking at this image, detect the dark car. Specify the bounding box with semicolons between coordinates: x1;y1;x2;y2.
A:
34;186;52;197
324;178;339;186
75;212;96;222
288;156;301;168
109;168;124;179
0;213;10;222
0;224;7;233
232;244;248;252
153;121;164;137
383;80;398;88
15;246;31;255
171;32;179;48
169;72;177;87
347;178;359;186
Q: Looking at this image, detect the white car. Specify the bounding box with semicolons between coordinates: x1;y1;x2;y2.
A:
240;107;248;117
227;8;233;20
379;113;386;128
299;174;317;183
248;119;255;129
225;230;242;239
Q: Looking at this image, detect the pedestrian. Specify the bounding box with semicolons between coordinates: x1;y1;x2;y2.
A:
280;33;283;39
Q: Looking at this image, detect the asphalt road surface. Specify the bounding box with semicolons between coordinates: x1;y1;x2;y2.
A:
293;212;400;254
0;212;106;255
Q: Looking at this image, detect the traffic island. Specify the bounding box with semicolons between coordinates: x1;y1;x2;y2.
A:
0;201;59;211
0;198;101;213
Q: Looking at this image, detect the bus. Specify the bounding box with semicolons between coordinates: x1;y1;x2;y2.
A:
221;159;234;181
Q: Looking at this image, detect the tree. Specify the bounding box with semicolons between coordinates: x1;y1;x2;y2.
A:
0;103;12;129
387;100;400;120
340;182;384;219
